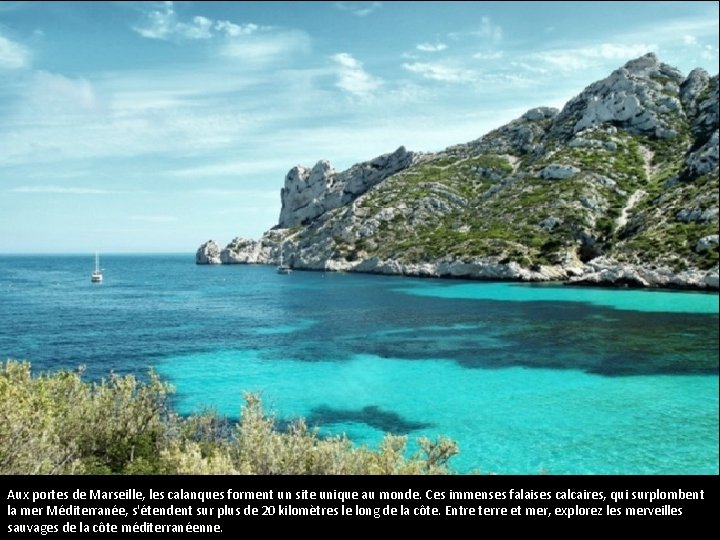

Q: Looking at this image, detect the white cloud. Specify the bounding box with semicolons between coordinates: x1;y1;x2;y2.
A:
626;15;718;43
1;90;250;167
215;21;259;37
183;16;213;39
133;2;256;41
26;71;98;114
416;42;447;53
528;43;656;72
220;30;310;65
679;33;718;62
447;16;502;45
474;16;503;44
170;159;287;178
134;1;179;40
402;61;474;83
700;44;719;60
0;32;31;69
335;2;382;17
592;43;657;60
473;51;504;60
510;61;548;75
331;52;382;97
333;52;360;69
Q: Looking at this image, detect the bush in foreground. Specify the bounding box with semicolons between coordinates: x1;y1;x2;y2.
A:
0;360;458;475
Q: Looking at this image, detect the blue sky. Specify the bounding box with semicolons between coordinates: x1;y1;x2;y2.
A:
0;1;717;253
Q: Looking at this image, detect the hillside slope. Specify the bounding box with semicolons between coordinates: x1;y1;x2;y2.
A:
197;54;718;289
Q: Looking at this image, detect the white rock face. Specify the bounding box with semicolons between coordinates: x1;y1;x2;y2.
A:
278;146;416;228
575;94;641;133
680;68;710;117
351;256;574;282
676;207;718;223
539;217;563;231
571;257;718;289
522;107;558;122
696;234;719;253
684;74;718;177
220;237;273;264
540;164;580;180
569;137;604;149
553;53;685;139
685;129;719;177
705;272;720;289
196;240;221;264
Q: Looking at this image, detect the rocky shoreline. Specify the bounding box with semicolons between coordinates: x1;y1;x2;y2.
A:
196;238;719;290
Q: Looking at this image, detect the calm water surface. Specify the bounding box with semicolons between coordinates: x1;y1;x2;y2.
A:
0;254;717;474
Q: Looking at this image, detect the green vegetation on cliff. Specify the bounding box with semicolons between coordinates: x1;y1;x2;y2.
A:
257;55;718;287
331;117;715;271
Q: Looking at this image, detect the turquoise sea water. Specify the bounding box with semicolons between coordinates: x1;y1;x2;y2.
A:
0;255;717;474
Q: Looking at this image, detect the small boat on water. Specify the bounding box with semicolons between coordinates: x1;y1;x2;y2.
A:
91;252;103;283
277;244;292;274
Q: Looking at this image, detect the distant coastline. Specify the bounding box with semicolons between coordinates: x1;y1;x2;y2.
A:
196;241;719;292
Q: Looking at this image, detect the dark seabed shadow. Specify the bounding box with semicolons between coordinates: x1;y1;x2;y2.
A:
304;405;432;434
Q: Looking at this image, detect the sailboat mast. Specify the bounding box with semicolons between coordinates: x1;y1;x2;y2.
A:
91;251;103;282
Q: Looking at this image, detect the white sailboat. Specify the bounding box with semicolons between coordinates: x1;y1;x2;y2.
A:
277;244;292;274
91;252;103;283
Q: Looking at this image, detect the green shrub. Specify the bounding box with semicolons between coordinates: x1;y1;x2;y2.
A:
0;361;172;474
0;361;459;475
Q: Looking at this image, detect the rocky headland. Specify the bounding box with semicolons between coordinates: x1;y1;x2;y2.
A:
197;54;719;290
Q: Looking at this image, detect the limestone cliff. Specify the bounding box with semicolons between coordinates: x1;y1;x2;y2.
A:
195;240;221;265
198;54;719;290
278;146;417;228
